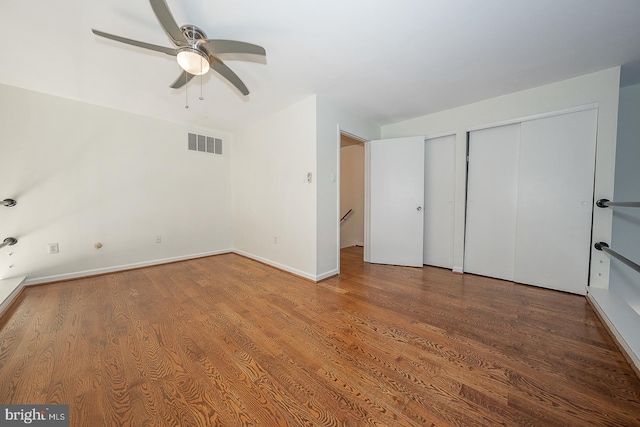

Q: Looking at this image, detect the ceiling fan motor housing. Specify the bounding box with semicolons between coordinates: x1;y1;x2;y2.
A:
181;25;207;43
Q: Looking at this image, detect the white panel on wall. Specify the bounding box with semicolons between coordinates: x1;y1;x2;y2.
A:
514;109;597;295
465;123;521;281
423;134;456;268
611;83;640;313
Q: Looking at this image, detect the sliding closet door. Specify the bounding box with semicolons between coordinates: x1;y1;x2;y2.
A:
424;134;456;268
514;109;597;294
464;124;521;281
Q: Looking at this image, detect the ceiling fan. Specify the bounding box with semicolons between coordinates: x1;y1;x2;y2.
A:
92;0;265;96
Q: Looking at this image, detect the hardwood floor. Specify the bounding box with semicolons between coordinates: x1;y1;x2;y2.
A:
1;246;639;426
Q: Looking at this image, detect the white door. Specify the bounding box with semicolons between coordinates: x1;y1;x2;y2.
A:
514;109;597;294
465;123;521;281
424;134;456;268
368;136;424;267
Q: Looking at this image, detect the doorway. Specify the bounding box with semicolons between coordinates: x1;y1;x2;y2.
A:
340;132;366;250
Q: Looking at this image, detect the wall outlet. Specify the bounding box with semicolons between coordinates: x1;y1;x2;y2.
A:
156;235;162;243
47;243;59;254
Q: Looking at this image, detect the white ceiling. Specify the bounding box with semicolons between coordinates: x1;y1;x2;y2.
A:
2;0;640;131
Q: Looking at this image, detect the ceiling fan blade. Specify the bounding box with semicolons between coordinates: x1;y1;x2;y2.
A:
170;70;195;89
202;40;266;57
149;0;188;47
210;59;250;96
92;29;176;56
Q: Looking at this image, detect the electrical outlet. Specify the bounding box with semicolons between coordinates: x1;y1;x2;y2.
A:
47;243;59;254
156;235;162;243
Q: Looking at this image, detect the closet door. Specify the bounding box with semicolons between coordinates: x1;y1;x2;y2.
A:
368;136;425;267
464;124;521;281
423;134;456;268
514;109;597;294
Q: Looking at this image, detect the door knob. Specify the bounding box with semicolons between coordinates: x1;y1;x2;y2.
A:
417;206;422;211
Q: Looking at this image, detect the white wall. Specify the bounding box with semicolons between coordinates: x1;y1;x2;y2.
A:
316;97;380;279
0;83;232;287
0;88;377;294
340;143;364;248
231;96;318;279
381;67;620;286
610;83;640;313
231;95;378;281
0;69;623;296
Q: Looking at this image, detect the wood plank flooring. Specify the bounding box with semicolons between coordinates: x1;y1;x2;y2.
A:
1;246;639;426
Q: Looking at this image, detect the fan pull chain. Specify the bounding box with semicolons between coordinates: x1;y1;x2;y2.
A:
199;73;204;101
185;71;189;109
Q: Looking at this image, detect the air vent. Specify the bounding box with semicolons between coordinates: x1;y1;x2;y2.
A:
188;133;222;155
206;137;215;153
188;133;197;151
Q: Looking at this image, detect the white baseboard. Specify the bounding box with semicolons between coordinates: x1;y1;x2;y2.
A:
232;249;322;281
23;249;233;286
12;249;333;301
587;289;640;376
316;269;339;281
453;266;464;274
0;276;26;316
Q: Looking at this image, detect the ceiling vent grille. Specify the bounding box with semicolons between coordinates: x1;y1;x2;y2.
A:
188;133;222;155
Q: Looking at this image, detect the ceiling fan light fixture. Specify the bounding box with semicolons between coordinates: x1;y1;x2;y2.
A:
177;47;210;75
